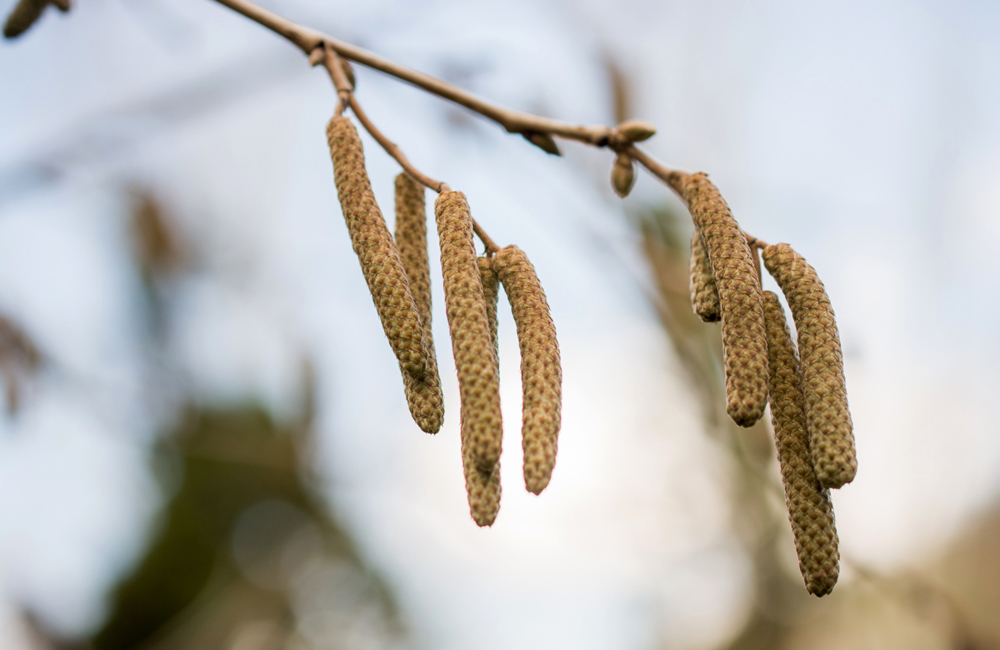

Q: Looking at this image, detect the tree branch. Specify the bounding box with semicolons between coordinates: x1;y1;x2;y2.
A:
210;0;612;145
209;0;759;248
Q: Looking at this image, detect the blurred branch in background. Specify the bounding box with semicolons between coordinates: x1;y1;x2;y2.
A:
0;52;303;208
0;313;42;416
17;191;407;650
637;195;1000;650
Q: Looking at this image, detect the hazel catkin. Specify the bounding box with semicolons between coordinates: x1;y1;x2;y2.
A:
434;191;503;480
690;228;721;323
762;243;856;489
3;0;47;38
462;446;501;527
459;256;503;527
680;172;768;427
492;245;562;495
394;172;444;433
326;116;427;379
478;257;500;366
764;291;839;596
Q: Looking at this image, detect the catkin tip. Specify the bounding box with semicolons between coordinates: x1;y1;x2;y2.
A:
3;0;47;38
464;459;501;527
690;228;721;323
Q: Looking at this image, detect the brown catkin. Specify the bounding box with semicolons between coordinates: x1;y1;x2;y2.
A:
762;243;856;488
492;246;562;495
394;172;443;433
690;228;721;322
680;173;769;427
764;291;839;596
462;447;501;527
3;0;46;38
434;191;503;480
458;257;503;527
478;257;500;365
326;116;427;378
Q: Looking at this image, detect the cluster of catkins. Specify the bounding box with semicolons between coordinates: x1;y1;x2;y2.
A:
684;173;856;597
326;116;562;527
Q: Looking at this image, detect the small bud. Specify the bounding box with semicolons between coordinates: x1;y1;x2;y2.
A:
522;131;561;156
616;119;656;143
50;0;70;11
611;153;636;198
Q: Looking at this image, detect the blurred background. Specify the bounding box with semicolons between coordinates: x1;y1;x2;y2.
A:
1;0;1000;648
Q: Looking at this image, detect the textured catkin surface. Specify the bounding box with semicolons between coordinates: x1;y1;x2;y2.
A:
493;246;562;495
462;257;503;526
764;292;840;596
3;0;47;38
690;228;721;322
478;257;500;366
681;173;768;426
763;243;856;489
394;173;443;433
462;448;501;527
434;192;503;477
327;117;427;378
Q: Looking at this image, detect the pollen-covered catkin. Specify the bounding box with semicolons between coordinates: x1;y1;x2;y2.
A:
478;257;500;365
394;173;443;433
492;246;562;495
326;116;427;378
764;291;839;596
457;257;502;526
680;173;768;427
435;191;503;475
690;228;721;323
3;0;47;38
762;243;856;489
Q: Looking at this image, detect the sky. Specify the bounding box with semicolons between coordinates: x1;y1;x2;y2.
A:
1;1;999;649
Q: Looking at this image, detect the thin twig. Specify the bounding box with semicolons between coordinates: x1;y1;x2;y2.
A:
322;43;353;116
346;96;449;194
209;0;761;246
348;95;502;255
311;41;501;254
210;0;611;144
471;220;501;256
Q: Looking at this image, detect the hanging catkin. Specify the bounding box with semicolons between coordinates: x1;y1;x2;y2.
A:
3;0;46;38
762;243;856;489
680;173;768;427
459;256;503;527
326;116;427;379
690;228;721;323
394;172;443;433
492;245;562;495
434;191;503;477
763;291;839;596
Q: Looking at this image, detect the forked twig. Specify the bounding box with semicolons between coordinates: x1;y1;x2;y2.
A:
312;43;500;255
207;0;764;244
